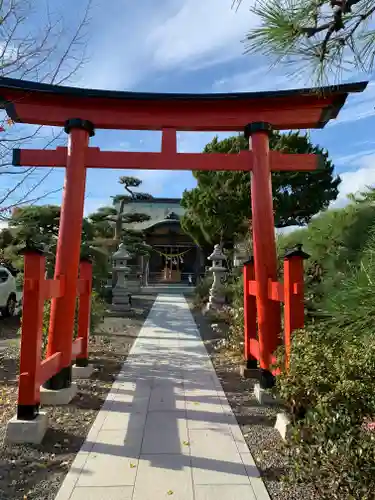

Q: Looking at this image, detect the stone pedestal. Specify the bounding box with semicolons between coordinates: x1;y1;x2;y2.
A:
40;382;78;406
240;365;259;379
5;413;48;444
126;277;141;295
253;382;275;405
275;412;292;441
72;363;95;379
205;244;227;312
112;287;131;312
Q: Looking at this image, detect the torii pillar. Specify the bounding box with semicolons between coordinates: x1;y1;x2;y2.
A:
244;122;285;388
43;119;95;391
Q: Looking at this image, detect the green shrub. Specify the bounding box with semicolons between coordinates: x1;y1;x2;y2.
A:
194;274;213;306
37;291;106;355
277;325;375;499
90;290;106;331
276;228;375;499
41;301;51;353
226;275;244;351
277;201;375;314
15;271;24;290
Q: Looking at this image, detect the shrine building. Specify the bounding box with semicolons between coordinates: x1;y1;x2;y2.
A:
119;197;205;284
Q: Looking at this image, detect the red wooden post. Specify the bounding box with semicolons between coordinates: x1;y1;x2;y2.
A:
76;259;93;367
243;258;257;369
245;122;281;388
283;244;309;368
17;250;45;420
45;119;94;390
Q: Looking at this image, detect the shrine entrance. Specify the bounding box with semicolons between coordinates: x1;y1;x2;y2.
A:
0;76;367;420
150;245;195;283
144;218;200;284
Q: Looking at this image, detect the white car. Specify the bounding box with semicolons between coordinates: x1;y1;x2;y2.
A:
0;265;17;317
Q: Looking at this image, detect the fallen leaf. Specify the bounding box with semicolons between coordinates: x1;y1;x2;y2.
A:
167;490;174;495
182;441;190;446
130;463;136;468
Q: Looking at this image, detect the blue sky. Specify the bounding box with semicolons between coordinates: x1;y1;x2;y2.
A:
1;0;375;219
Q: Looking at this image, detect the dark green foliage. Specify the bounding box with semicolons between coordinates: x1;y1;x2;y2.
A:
273;202;375;498
40;291;106;354
197;190;375;497
276;326;375;499
276;269;375;497
0;228;14;249
182;132;340;248
2;205;111;291
237;0;375;84
90;176;152;257
226;276;245;349
278;201;375;315
194;274;213;307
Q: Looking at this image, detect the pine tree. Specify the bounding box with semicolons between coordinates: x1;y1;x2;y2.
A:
235;0;375;83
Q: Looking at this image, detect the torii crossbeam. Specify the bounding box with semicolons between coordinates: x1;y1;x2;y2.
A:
0;76;367;396
13;132;321;172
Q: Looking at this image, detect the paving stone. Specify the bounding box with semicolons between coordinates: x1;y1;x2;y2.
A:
194;485;257;500
189;428;250;485
142;411;189;454
77;453;138;487
70;486;133;500
133;454;194;500
77;429;140;487
148;384;186;411
54;295;268;499
249;477;272;500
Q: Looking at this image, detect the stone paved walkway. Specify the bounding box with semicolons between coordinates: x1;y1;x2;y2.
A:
55;295;270;500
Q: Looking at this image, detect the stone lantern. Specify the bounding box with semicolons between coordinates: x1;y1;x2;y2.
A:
112;243;131;312
206;244;227;312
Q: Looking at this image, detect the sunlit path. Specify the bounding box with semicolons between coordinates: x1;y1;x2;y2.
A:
55;294;270;500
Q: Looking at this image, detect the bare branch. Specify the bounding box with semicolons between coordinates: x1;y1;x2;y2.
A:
0;0;92;210
50;1;91;85
0;187;62;221
0;167;36;205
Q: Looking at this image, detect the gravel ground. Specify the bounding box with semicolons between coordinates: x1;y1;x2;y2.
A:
0;295;155;500
189;302;318;500
0;315;20;352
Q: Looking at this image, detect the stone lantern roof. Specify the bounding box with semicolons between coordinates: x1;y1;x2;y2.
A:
208;244;226;262
207;244;227;272
113;243;131;261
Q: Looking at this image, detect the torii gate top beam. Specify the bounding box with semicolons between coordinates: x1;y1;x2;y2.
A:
0;77;368;131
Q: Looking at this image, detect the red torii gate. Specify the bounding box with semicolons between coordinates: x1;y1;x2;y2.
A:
0;77;367;418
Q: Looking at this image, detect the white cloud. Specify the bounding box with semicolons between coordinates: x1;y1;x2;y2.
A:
212;67;374;128
331;161;375;208
146;0;257;71
72;0;258;91
83;197;113;215
212;65;294;93
328;81;375;127
334;149;375;168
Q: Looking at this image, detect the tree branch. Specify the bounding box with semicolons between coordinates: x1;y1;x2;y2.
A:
0;0;91;209
242;0;375;82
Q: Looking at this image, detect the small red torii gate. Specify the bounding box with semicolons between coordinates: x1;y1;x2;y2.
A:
0;77;367;419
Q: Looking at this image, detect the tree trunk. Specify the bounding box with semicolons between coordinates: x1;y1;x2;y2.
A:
114;199;126;240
